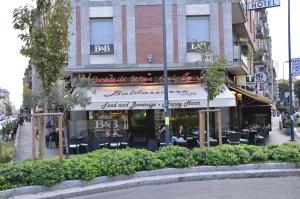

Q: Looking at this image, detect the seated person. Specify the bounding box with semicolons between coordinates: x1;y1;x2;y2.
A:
178;125;187;139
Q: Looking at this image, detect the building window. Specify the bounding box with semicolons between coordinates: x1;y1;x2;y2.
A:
186;16;210;52
90;18;114;55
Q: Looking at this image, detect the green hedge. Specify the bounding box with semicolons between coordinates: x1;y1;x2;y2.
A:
0;143;300;190
0;142;15;163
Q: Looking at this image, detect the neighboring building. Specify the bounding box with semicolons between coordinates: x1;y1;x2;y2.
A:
253;8;276;99
66;0;273;145
23;62;33;89
0;88;10;115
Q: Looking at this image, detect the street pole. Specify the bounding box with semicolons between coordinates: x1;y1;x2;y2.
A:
162;0;170;144
288;0;295;141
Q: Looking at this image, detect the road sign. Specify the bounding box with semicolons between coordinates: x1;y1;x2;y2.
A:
255;72;267;82
292;58;300;76
247;0;280;10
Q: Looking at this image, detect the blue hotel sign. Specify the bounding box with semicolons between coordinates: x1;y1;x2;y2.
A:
247;0;280;10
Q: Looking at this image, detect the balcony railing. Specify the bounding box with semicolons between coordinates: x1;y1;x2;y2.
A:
233;43;248;67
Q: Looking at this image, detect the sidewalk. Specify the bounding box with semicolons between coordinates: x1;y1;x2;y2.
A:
15;121;59;161
268;116;300;145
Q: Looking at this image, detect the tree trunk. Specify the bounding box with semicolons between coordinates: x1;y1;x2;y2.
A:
41;94;49;159
207;98;210;147
63;109;70;158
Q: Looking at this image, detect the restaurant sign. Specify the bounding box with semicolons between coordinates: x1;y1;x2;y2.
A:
73;83;236;111
90;71;205;85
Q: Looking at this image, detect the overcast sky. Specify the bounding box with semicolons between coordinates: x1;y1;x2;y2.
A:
268;0;300;80
0;0;299;109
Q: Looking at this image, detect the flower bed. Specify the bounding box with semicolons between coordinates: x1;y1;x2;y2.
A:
0;143;300;190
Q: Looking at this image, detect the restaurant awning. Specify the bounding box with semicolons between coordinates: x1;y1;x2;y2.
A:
73;84;236;111
228;84;273;107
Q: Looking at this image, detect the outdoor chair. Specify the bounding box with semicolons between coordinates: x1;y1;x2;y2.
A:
79;137;89;153
254;129;266;146
240;129;250;144
120;133;130;148
159;135;167;147
68;137;80;154
108;136;120;149
98;137;109;149
227;132;241;144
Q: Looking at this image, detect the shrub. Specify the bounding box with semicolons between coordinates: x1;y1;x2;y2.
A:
0;161;34;188
204;145;240;166
132;149;164;171
269;145;300;162
0;176;12;190
157;146;196;168
0;143;300;191
0;142;15;163
30;160;65;186
251;148;269;161
63;156;101;181
233;145;251;164
191;148;206;165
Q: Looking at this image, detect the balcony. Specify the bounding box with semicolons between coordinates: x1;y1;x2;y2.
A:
229;43;250;75
254;52;267;65
256;26;265;39
232;1;246;24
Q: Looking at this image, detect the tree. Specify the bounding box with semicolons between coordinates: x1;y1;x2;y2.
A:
5;102;12;116
23;83;33;114
30;76;91;157
294;80;300;104
13;0;72;113
193;40;227;147
278;83;289;105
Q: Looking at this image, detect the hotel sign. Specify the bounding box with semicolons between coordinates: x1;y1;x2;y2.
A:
247;0;280;10
90;44;114;55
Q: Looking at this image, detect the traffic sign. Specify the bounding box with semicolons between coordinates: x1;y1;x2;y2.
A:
292;58;300;76
255;72;267;82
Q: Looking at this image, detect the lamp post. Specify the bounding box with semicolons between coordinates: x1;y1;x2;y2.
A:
162;0;170;144
288;0;295;141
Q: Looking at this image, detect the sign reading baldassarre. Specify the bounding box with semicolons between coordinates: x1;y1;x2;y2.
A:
247;0;280;10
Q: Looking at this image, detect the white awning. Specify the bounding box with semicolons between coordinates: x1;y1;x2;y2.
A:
73;84;236;111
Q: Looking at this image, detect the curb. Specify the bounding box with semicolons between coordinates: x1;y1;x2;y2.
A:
1;162;299;199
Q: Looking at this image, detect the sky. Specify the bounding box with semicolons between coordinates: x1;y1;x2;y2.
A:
0;0;299;109
0;0;33;109
268;0;300;80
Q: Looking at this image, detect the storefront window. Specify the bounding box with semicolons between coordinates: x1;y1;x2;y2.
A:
171;109;199;136
88;110;128;136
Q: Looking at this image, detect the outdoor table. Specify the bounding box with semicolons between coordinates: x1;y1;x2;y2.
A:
173;137;187;146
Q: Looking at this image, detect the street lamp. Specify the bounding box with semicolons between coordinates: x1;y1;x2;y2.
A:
162;0;170;144
288;0;295;141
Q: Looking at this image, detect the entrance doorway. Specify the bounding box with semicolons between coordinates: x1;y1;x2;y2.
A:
129;110;155;147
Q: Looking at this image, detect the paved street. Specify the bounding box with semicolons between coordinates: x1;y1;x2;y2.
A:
15;121;59;161
68;177;300;199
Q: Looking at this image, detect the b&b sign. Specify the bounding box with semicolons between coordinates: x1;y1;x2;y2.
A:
90;44;114;55
292;58;300;76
